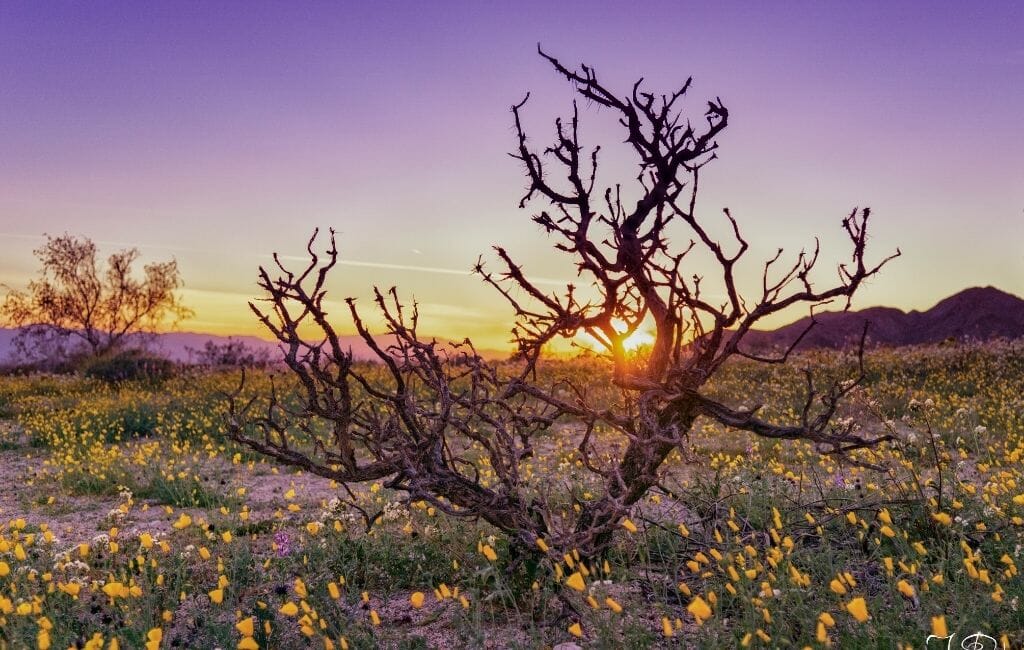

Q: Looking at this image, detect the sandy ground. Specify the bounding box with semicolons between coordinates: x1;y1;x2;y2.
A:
0;418;710;548
0;418;705;647
0;426;339;547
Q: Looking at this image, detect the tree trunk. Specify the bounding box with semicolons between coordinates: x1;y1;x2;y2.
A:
573;401;699;556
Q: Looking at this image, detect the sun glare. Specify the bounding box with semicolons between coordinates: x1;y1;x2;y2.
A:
574;319;656;353
573;320;655;353
621;329;654;351
611;318;655;351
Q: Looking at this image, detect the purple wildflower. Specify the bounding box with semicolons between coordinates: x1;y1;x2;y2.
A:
274;531;293;557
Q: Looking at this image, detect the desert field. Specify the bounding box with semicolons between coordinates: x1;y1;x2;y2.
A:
4;2;1023;649
0;341;1021;649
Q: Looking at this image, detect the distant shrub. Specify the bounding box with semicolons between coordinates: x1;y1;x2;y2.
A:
0;355;79;377
188;338;273;368
78;349;176;383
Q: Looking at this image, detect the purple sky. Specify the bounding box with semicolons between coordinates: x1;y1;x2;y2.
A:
2;2;1022;347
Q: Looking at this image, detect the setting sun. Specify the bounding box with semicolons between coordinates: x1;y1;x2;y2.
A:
574;319;656;353
621;328;654;351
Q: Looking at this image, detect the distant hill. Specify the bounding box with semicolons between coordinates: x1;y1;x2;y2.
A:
150;332;505;363
742;286;1024;351
0;329;506;365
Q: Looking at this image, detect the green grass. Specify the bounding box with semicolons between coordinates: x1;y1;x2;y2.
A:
134;473;237;509
1;343;1022;647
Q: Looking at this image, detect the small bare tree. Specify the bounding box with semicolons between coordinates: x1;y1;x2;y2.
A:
1;234;192;359
228;50;899;556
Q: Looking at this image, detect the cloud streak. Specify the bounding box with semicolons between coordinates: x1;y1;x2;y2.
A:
273;254;569;287
0;232;572;287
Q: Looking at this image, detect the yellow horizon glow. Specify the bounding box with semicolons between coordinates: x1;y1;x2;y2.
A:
160;293;661;355
621;329;655;351
569;319;657;355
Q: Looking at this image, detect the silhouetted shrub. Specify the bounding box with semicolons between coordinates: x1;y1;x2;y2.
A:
79;349;176;383
188;338;273;368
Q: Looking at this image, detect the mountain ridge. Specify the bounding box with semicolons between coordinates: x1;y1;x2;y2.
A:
741;286;1024;351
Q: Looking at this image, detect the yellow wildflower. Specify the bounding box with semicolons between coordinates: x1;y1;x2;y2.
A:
235;618;255;636
145;628;162;650
279;602;299;616
845;597;869;623
661;617;674;637
687;596;712;624
896;580;916;599
565;572;586;592
172;514;192;530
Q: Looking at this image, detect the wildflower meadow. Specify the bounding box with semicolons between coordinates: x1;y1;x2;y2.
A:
0;341;1022;648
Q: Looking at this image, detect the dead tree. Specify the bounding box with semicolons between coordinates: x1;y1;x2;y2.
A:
228;49;899;557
